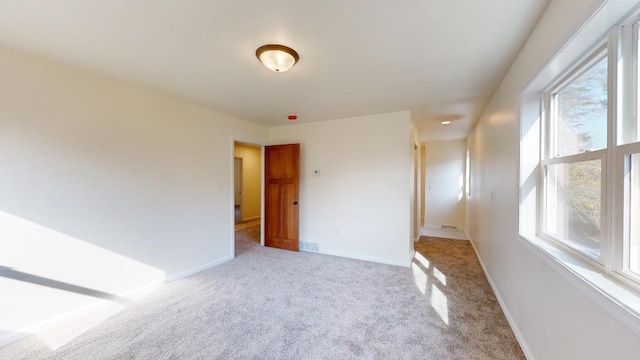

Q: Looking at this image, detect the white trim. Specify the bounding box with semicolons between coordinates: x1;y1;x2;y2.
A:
0;256;233;348
318;249;413;267
162;256;233;283
421;224;465;231
547;45;608;95
606;25;621;274
230;136;236;258
0;333;26;349
420;226;469;240
541;149;606;165
467;235;536;360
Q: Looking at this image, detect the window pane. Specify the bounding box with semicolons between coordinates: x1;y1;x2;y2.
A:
545;160;602;257
554;56;608;157
630;153;640;276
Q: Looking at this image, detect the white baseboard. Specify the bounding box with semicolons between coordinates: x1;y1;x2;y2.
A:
420;226;468;240
0;255;233;348
467;235;534;360
422;224;466;231
319;249;412;267
0;332;28;349
163;256;233;283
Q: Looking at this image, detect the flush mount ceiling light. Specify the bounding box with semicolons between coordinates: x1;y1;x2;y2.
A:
437;114;462;126
256;44;299;72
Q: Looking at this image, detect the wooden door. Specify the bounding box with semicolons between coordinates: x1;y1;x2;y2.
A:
265;144;300;251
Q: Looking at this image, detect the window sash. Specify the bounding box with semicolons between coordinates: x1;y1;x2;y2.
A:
541;149;606;166
541;45;611;267
544;47;608;161
541;156;607;264
618;142;640;284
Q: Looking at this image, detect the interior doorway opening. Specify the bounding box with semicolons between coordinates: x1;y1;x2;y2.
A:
234;157;243;223
233;142;263;254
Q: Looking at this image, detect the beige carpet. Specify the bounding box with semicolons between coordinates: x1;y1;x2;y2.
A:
0;228;524;359
234;219;261;231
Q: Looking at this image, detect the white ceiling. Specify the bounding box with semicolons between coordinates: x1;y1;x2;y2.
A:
0;0;549;141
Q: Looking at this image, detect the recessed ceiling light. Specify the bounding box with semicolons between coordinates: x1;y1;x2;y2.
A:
256;44;299;72
441;121;451;125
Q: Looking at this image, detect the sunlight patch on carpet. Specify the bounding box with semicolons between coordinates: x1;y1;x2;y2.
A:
414;252;430;269
433;266;447;286
410;262;428;295
431;284;449;325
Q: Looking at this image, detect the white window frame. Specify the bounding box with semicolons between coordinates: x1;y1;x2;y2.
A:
614;16;640;287
537;14;640;291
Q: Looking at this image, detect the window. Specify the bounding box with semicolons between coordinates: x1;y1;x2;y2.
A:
542;51;608;262
538;17;640;287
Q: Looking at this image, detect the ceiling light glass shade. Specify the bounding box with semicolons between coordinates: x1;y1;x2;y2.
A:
256;44;299;72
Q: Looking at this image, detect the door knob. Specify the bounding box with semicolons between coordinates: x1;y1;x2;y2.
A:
293;201;298;206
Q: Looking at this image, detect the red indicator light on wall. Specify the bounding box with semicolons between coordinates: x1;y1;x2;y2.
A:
288;115;298;121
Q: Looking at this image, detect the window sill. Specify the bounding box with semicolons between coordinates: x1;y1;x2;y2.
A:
519;233;640;336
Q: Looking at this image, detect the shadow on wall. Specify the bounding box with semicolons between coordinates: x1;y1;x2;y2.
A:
0;210;164;348
0;266;131;304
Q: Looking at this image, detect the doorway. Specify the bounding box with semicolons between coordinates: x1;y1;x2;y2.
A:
233;142;263;254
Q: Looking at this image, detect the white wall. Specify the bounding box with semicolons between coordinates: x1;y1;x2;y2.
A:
423;140;467;230
268;111;413;266
0;45;267;345
467;0;640;359
234;143;262;221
